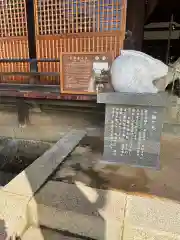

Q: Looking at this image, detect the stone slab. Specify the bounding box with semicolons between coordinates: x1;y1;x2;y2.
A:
97;92;168;107
29;202;105;240
98;92;168;169
103;104;164;169
124;195;180;237
3;130;86;197
123;226;180;240
0;190;29;238
28;181;126;240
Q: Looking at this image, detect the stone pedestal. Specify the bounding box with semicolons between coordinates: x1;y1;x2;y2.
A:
97;92;168;169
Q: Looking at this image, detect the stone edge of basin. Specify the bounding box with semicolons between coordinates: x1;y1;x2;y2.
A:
0;129;86;238
0;128;180;239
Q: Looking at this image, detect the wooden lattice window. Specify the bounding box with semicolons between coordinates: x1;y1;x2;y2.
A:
0;0;27;37
36;0;123;35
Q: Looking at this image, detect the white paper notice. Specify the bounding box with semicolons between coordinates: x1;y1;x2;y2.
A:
93;62;109;73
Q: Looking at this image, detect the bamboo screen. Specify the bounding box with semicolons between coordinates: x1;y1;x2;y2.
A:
0;0;29;83
35;0;126;83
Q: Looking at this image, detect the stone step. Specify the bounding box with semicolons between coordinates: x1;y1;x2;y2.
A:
22;226;82;240
28;181;126;240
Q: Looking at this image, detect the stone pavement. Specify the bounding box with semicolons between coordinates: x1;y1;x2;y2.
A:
27;180;180;240
26;136;180;240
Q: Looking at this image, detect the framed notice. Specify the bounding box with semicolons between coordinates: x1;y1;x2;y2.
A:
60;52;114;94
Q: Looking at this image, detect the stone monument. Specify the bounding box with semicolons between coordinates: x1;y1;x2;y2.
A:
97;92;168;169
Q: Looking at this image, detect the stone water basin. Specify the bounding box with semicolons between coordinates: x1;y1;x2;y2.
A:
0;138;52;186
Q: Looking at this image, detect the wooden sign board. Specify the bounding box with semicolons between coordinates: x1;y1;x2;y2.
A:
60;52;114;94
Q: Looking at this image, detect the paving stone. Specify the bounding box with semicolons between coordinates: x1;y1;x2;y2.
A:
28;181;126;240
0;190;29;238
125;195;180;236
123;226;180;240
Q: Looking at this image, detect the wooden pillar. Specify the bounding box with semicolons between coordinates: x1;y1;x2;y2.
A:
125;0;146;51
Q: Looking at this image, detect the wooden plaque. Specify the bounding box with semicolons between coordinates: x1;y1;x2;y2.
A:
60;52;114;94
